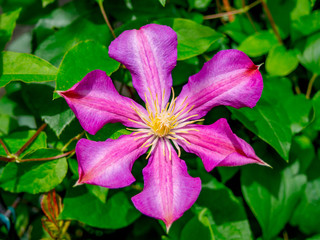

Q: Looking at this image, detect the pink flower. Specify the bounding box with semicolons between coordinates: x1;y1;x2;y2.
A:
58;24;267;231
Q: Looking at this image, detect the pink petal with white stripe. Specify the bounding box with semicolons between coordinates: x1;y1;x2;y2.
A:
174;49;263;120
108;24;177;111
58;70;147;135
177;119;268;172
132;140;201;231
76;133;149;188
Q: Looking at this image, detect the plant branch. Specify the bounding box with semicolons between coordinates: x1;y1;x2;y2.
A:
61;132;84;152
98;1;116;39
19;150;75;163
0;156;14;162
242;0;258;32
261;0;283;44
306;73;318;99
203;0;262;20
0;139;10;155
15;123;47;157
222;0;234;22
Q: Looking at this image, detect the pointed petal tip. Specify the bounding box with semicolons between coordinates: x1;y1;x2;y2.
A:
165;222;172;234
257;63;264;70
73;179;83;187
261;160;272;169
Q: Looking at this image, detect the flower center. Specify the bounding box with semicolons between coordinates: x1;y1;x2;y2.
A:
127;88;203;159
149;111;174;137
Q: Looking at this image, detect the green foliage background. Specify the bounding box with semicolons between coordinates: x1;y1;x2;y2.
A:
0;0;320;239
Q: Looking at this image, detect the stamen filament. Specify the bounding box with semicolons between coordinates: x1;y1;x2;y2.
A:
171;140;181;157
128;119;148;127
146;138;159;159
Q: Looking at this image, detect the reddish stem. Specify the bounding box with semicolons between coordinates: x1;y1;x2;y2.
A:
261;0;283;44
204;0;262;20
15;123;47;157
0;156;14;162
19;150;75;162
242;0;258;32
222;0;234;22
0;139;10;155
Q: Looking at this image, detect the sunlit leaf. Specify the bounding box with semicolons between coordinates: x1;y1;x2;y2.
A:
155;18;224;60
0;149;67;194
238;31;278;57
60;186;141;229
0;52;57;88
266;45;299;76
0;8;21;51
54;40;120;98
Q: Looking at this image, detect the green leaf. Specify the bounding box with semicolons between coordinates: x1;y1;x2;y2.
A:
155;18;224;60
266;0;310;38
266;45;299;76
42;0;55;7
0;51;58;88
22;84;75;137
0;8;21;51
35;17;112;66
307;235;320;240
7;31;32;54
1;0;56;25
86;185;109;203
159;0;166;7
291;10;320;41
311;91;320;130
241;161;307;240
188;0;211;10
33;0;91;46
54;40;120;98
217;167;239;183
180;215;212;240
87;122;131;142
0;114;18;136
290;135;315;173
0;149;67;194
219;15;260;44
229;77;293;160
172;57;199;86
60;186;141;229
238;31;278;57
283;94;313;134
0;130;47;157
195;172;253;240
296;32;320;75
291;177;320;234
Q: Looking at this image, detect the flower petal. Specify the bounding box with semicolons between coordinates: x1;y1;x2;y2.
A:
109;24;177;111
58;70;147;135
76;133;149;188
174;49;263;119
176;119;268;172
132;139;201;231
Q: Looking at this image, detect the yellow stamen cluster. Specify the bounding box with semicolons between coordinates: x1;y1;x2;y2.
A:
128;88;203;160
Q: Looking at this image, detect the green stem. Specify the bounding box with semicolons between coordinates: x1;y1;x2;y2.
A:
15;123;47;157
61;132;84;152
306;73;318;99
98;1;116;39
